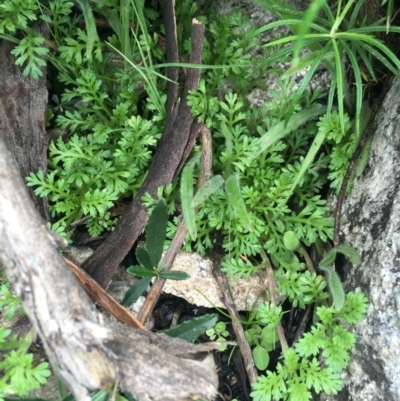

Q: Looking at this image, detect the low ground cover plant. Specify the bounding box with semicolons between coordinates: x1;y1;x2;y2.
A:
1;0;398;399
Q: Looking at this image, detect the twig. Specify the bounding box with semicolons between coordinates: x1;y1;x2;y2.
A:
212;262;258;385
137;125;212;323
292;304;313;344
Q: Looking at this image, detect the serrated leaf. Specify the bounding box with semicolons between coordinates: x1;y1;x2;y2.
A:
225;174;252;231
191;175;225;208
283;231;299;251
253;345;270;370
136;246;154;270
146;198;168;266
121;278;152;307
160;314;219;342
334;244;361;264
319;265;345;310
127;266;157;278
158;271;190;280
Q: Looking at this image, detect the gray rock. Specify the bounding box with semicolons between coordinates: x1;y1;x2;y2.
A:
322;78;400;400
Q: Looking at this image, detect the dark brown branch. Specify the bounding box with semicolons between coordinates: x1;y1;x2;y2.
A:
137;125;212;324
83;19;205;288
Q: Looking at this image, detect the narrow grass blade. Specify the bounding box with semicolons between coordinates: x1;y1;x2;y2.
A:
332;38;345;132
146;198;169;266
292;0;327;64
340;40;362;136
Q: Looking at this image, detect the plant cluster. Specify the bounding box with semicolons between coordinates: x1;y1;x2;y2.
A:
1;0;397;400
0;276;51;400
251;292;368;401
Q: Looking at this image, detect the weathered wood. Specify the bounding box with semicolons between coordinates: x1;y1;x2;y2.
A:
0;138;218;401
0;26;49;221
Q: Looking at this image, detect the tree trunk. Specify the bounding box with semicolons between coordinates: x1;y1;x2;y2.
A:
0;26;49;221
0;137;218;401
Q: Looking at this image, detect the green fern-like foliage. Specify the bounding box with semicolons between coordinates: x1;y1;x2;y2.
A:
251;292;368;401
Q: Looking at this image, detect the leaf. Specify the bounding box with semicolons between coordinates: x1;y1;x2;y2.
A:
334;244;361;264
283;127;327;204
158;271;190;280
121;278;152;307
291;0;327;64
319;265;345;310
126;266;158;278
73;0;100;60
191;175;225;208
136;246;154;270
261;326;279;345
253;105;326;159
146;198;169;266
225;174;252;231
253;345;270;370
283;231;299;251
319;249;337;267
181;159;197;240
160;314;219;342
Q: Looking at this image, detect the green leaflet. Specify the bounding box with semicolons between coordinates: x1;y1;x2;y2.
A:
191;175;225;208
146;198;168;266
136;246;154;270
225;174;252;232
72;0;100;60
160;314;219;342
127;265;158;278
319;265;345;310
121;278;152;307
252;105;326;159
283;126;327;204
253;345;270;371
158;271;190;280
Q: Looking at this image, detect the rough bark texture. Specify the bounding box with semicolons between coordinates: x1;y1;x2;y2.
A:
0;138;218;401
319;78;400;400
0;28;49;221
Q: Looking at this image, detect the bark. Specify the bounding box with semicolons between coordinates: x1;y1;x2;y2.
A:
0;137;218;401
0;25;49;221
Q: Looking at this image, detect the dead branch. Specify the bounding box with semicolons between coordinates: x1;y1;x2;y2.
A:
0;137;218;401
